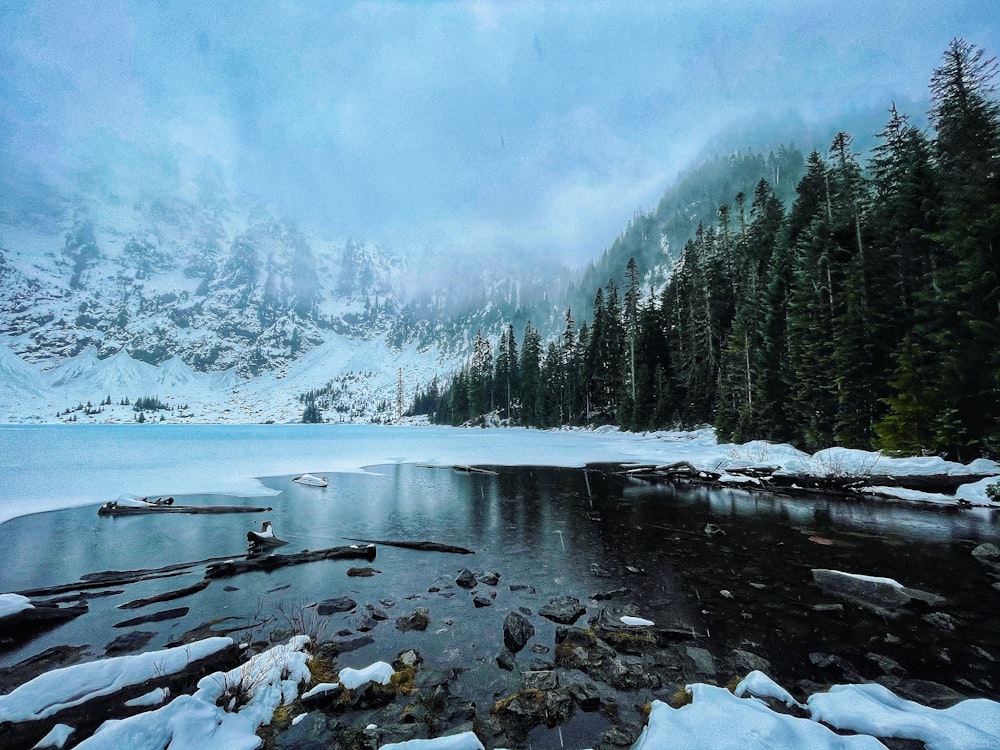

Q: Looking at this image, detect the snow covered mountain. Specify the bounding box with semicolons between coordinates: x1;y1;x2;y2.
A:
0;191;562;424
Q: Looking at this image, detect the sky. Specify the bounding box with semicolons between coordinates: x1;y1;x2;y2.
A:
1;1;998;267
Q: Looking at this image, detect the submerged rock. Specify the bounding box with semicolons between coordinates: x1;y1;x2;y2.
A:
455;569;477;589
811;569;945;616
396;607;430;632
317;597;357;616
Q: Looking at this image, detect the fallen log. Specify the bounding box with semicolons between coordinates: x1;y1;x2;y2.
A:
16;554;241;598
342;537;475;554
117;579;211;610
204;544;377;579
98;501;271;516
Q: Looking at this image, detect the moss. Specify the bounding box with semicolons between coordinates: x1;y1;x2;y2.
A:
389;666;417;696
670;686;693;708
491;688;546;716
271;702;296;726
726;675;744;694
307;654;338;687
604;629;657;654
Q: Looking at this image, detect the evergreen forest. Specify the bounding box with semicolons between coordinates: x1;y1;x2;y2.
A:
411;40;1000;461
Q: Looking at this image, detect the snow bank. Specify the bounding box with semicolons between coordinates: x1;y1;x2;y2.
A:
73;636;311;750
0;592;33;619
380;733;485;749
630;677;1000;750
809;683;1000;750
339;661;394;689
0;637;233;723
733;670;803;708
620;616;654;627
31;723;75;748
632;687;886;749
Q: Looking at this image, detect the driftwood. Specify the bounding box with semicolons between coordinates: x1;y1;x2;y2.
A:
204;543;377;579
15;554;240;598
99;501;271;516
117;579;211;610
114;606;189;628
342;537;475;554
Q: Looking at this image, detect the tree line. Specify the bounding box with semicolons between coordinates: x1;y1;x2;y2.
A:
413;40;1000;460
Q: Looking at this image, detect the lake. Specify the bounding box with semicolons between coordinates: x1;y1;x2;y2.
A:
1;427;998;748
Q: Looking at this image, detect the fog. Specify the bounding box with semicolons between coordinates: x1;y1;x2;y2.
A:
2;1;997;268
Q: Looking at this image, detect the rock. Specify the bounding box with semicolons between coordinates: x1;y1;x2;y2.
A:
922;612;958;631
503;610;535;653
496;649;516;671
272;711;335;750
811;569;945;616
320;635;376;656
867;652;906;676
105;630;156;655
731;649;772;675
509;583;535;593
113;606;188;628
560;670;602;711
531;644;550;654
317;596;357;615
396;607;430;632
539;595;587;625
601;721;644;748
878;677;968;708
395;649;422;670
347;567;381;577
684;646;716;679
704;523;726;537
366;604;389;621
809;652;838;669
473;596;493;608
355;611;379;632
590;587;629;601
223;585;239;592
478;570;501;586
522;670;558;691
455;569;477;589
971;542;1000;562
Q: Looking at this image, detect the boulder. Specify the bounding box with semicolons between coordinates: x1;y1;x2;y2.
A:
477;570;501;586
472;596;493;608
317;596;357;615
503;611;535;653
521;670;558;691
395;607;430;632
811;569;945;616
539;595;586;625
455;569;477;589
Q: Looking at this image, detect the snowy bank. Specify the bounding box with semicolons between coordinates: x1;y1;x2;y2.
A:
633;677;1000;750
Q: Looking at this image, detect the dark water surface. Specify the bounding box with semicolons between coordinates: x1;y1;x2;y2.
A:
2;465;999;744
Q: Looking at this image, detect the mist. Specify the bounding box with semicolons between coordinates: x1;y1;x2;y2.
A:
2;1;997;269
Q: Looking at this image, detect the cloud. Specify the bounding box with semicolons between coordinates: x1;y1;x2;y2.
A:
2;0;998;267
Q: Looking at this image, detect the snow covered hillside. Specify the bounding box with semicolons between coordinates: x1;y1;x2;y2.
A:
0;191;566;423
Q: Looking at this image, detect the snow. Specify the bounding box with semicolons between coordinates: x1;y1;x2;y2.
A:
0;592;33;619
301;682;340;699
379;733;485;749
2;423;997;527
629;676;1000;750
73;636;311;750
808;683;1000;750
339;661;394;689
632;688;887;749
620;616;654;627
821;571;905;589
0;637;233;722
733;670;803;708
31;723;75;748
124;687;170;707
